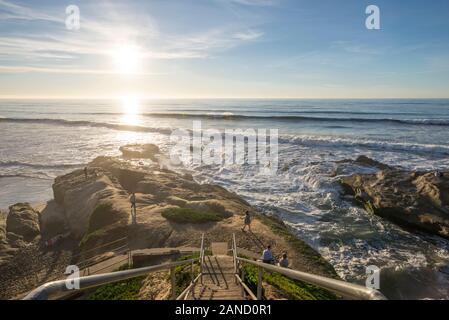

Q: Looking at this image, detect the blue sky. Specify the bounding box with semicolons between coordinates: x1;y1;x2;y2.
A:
0;0;449;98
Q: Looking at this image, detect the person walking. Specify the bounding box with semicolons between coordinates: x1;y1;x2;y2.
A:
278;252;289;268
262;245;274;264
242;211;252;232
130;192;137;225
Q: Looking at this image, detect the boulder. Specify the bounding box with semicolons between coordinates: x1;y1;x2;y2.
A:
0;224;6;245
6;203;40;242
340;169;449;239
39;200;67;237
119;144;160;160
89;156;146;192
52;167;131;242
353;155;392;170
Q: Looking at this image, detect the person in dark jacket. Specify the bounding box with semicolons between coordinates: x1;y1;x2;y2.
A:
242;211;252;232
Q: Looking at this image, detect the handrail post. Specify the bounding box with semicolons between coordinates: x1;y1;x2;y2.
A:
200;233;205;285
241;267;245;298
170;267;176;300
232;233;237;283
257;266;262;300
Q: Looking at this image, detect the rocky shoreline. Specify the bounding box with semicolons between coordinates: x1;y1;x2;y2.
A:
2;146;449;299
339;156;449;240
0;144;338;299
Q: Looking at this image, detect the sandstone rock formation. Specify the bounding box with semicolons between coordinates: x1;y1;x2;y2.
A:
340;159;449;239
6;203;40;243
0;145;339;299
119;143;160;160
338;155;392;170
47;153;336;279
52;166;131;243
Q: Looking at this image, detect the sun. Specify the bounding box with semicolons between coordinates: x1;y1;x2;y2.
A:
112;45;143;75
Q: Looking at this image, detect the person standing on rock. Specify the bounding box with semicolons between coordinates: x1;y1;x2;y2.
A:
242;211;252;232
130;192;137;225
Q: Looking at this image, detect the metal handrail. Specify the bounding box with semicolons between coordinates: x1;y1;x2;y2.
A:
0;238;130;290
235;274;257;300
77;244;129;269
24;258;198;300
199;233;205;284
232;233;257;300
73;237;128;259
176;274;202;300
237;257;386;300
232;233;237;274
231;233;385;300
176;233;205;300
84;255;129;276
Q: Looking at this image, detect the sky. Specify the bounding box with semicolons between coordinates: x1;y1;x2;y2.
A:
0;0;449;99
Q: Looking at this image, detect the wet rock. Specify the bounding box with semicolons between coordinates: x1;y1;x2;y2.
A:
336;155;391;170
340;169;449;239
353;155;392;170
119;144;160;160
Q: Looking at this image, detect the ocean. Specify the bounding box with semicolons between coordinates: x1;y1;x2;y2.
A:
1;98;449;299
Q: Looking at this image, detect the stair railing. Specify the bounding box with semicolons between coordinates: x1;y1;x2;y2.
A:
24;235;205;300
176;233;205;300
231;233;386;300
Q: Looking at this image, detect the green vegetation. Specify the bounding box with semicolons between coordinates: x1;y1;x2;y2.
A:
162;208;224;223
79;202;128;248
172;253;200;296
257;214;338;278
87;202;120;232
86;255;201;300
87;264;145;300
241;263;337;300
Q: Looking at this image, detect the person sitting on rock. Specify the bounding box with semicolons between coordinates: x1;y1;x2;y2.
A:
262;245;275;264
242;211;252;232
278;252;289;268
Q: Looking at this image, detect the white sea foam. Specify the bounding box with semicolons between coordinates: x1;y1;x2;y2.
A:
1;99;449;298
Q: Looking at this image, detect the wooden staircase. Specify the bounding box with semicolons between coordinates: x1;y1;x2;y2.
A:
188;243;244;300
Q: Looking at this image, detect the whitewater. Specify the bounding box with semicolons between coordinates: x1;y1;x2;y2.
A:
1;98;449;299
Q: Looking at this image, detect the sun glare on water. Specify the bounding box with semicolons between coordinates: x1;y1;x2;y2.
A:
121;95;141;125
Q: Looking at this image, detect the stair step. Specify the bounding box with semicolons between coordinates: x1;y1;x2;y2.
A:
187;254;244;300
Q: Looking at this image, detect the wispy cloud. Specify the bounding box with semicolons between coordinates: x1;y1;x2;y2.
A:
0;64;168;75
0;1;265;74
331;41;385;56
0;0;61;22
233;30;263;41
